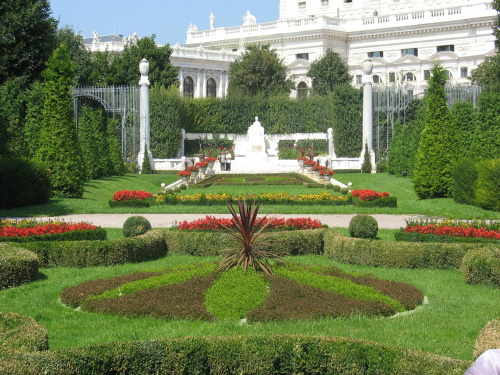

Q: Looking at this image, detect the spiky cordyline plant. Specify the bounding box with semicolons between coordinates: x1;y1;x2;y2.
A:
217;200;284;275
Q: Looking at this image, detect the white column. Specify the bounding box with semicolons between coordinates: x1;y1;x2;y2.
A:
196;69;202;98
218;71;223;98
138;58;152;170
327;128;336;158
178;67;184;96
202;69;207;98
362;59;376;172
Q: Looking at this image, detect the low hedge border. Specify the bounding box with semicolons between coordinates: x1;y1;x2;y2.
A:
395;231;500;245
164;229;324;257
2;335;469;374
473;319;500;358
351;196;398;208
0;312;48;356
461;247;500;287
323;229;485;269
20;230;167;268
108;198;150;208
0;228;107;243
0;244;39;289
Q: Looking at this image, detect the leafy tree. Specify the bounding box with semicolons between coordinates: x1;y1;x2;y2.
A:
0;0;58;86
413;63;458;199
36;43;85;197
107;35;178;88
228;44;293;98
308;49;352;95
88;50;115;86
450;100;477;159
0;79;28;157
56;27;94;86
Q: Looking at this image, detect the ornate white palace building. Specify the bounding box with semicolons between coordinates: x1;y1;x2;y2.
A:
84;0;496;99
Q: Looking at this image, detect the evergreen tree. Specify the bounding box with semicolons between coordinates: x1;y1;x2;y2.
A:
361;143;372;173
107;117;126;176
413;63;458;199
56;26;93;86
36;43;85;197
450;100;477;159
469;92;500;159
141;144;152;174
307;49;353;95
0;78;28;157
24;81;45;158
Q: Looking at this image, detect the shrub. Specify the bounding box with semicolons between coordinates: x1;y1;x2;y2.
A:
123;216;152;238
141;144;152;174
0;244;39;289
473;319;500;358
0;312;48;353
475;158;500;211
340;187;349;195
361;143;372;173
3;336;469;374
461;247;500;286
453;158;478;205
349;215;378;239
0;157;51;209
376;161;388;173
21;230;166;268
323;229;480;269
332;184;341;192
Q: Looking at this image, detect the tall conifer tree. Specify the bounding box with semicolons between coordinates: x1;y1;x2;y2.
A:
37;43;85;197
413;63;458;199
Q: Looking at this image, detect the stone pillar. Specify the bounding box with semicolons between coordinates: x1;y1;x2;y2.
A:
327;127;336;158
362;59;376;172
196;70;202;98
138;58;152;171
179;128;186;157
202;69;207;98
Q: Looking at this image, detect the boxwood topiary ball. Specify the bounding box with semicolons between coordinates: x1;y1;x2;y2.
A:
348;214;378;239
123;216;152;238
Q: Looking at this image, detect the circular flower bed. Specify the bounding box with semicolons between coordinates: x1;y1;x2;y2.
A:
61;262;424;322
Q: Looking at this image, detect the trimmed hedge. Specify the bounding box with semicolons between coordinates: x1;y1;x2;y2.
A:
323;229;482;269
0;244;39;289
461;247;500;286
0;227;107;243
21;230;166;268
473;319;500;358
0;312;48;355
165;229;324;257
2;335;469;374
395;231;500;245
351;196;398;208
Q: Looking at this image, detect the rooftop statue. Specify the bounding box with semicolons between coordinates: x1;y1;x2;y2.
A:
243;11;257;26
210;13;215;30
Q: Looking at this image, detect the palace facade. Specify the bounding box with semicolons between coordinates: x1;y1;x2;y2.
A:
84;0;497;98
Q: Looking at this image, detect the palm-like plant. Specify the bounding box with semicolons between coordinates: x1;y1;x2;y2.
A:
218;200;284;275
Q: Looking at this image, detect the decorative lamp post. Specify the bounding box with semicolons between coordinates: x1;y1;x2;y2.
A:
138;58;152;171
362;59;376;172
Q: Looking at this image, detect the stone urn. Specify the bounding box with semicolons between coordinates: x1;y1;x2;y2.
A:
323;175;332;183
181;176;190;183
199;166;208;175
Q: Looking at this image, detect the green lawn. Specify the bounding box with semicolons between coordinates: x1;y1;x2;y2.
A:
0;172;498;219
0;254;497;360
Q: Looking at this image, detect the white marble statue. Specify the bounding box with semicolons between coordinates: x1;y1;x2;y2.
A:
247;116;266;152
92;31;100;44
243;11;257;26
210;13;215;30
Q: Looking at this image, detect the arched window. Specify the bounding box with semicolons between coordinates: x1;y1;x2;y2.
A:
445;70;452;79
297;81;308;99
206;78;217;97
372;75;382;84
183;76;194;98
404;72;416;82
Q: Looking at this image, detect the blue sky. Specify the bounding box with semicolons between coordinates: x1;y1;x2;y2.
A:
50;0;279;46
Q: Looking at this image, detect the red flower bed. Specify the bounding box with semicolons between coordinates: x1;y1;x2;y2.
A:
111;190;153;201
352;189;390;201
178;216;323;231
0;222;98;238
404;224;500;240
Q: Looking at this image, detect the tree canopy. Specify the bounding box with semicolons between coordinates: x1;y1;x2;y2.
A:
0;0;58;86
307;49;352;95
228;44;293;97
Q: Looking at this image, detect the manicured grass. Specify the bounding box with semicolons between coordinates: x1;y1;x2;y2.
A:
0;172;497;219
0;254;497;360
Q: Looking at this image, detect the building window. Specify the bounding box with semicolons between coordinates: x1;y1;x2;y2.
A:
437;45;454;52
368;51;383;58
298;2;306;9
183;76;194;98
297;82;308;99
356;75;362;84
389;72;396;83
207;78;217;97
321;0;329;5
461;67;468;78
407;89;414;98
423;70;431;81
373;75;382;84
401;48;418;57
344;0;352;2
445;70;452;79
296;53;309;60
404;72;416;81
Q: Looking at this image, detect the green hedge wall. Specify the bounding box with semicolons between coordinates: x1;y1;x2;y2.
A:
2;335;469;374
164;229;324;257
323;230;482;269
461;247;500;287
0;244;39;289
21;230;166;268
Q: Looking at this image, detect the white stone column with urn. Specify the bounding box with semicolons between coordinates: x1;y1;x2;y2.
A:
362;59;376;173
137;58;153;171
